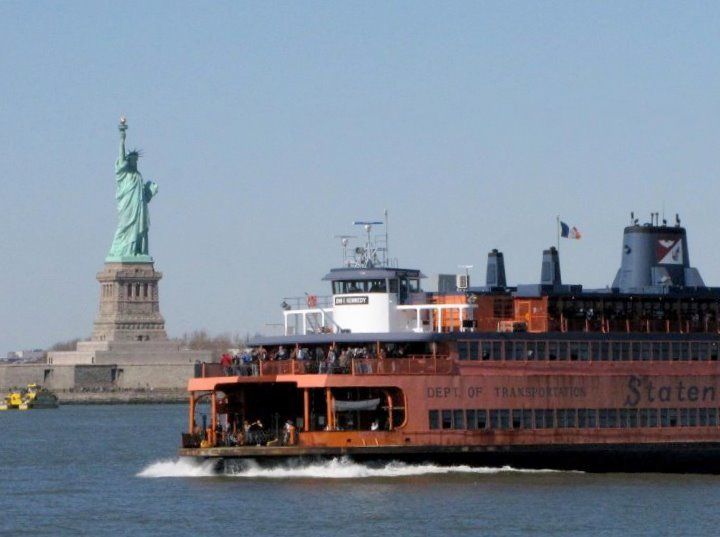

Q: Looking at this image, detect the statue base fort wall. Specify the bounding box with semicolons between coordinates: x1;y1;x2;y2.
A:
25;260;213;396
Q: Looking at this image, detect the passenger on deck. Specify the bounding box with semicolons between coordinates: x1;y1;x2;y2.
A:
220;353;233;375
248;420;264;445
277;346;288;361
371;419;380;431
338;349;349;372
283;420;297;445
326;348;337;373
242;420;251;445
241;350;253;376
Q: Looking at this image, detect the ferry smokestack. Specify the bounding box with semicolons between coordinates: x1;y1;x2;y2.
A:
486;249;507;288
540;247;562;286
611;217;705;292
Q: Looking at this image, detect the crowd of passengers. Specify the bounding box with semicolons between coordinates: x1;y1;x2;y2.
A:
203;418;298;447
207;415;385;447
218;344;414;376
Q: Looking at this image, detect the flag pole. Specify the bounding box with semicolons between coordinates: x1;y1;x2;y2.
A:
556;215;560;252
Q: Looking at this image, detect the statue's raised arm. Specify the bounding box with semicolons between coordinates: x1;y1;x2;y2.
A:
118;116;127;162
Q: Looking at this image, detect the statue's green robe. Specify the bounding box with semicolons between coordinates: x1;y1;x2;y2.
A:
107;153;158;257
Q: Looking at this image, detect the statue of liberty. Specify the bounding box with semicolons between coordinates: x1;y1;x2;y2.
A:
107;117;158;262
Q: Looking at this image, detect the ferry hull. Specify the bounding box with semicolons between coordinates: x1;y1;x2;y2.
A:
179;442;720;474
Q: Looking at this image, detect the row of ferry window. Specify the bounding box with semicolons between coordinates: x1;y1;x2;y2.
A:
428;407;720;430
456;340;720;362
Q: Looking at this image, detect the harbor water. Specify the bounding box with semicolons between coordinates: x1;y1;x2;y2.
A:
3;405;720;536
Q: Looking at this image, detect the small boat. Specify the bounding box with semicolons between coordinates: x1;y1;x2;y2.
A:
0;384;59;410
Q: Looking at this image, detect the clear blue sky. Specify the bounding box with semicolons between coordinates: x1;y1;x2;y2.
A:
3;1;720;355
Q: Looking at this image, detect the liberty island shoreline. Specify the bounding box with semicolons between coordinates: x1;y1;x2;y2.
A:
56;389;186;405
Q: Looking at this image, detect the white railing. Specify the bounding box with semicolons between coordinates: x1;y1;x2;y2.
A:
396;303;477;333
284;308;342;335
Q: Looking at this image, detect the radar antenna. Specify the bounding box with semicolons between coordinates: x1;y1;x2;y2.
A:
351;220;385;268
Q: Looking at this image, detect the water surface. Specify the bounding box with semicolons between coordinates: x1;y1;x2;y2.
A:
3;405;720;536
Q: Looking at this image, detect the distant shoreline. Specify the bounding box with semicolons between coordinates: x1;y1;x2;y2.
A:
56;390;186;405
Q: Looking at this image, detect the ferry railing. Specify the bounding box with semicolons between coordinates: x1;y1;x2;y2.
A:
352;355;453;375
198;355;454;377
200;363;225;377
259;360;293;375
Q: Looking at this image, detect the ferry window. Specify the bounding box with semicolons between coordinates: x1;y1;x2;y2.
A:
477;409;488;429
576;342;589;361
389;279;398;294
493;299;514;318
661;408;678;427
578;409;597;428
512;341;525;361
523;409;532;429
558;342;568;361
468;342;479;361
594;341;610;361
545;409;556;428
409;279;421;292
680;342;690;361
466;409;477;429
481;341;492;360
640;409;658;428
500;409;510;429
492;342;502;361
711;344;719;361
535;341;546;360
639;342;651;361
453;410;465;429
490;409;510;429
698;342;710;361
505;341;514;361
569;342;579;361
620;409;638;428
534;409;554;429
442;410;453;430
699;408;718;426
681;408;698;427
680;408;689;426
512;409;522;429
458;342;469;361
557;409;576;428
429;410;440;430
599;409;618;428
699;408;709;426
612;342;631;361
333;281;353;294
548;341;559;361
656;342;670;361
689;342;700;361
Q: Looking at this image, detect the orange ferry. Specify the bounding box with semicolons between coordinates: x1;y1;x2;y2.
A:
180;215;720;472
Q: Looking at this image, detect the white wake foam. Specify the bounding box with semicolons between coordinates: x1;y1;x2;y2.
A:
137;457;217;478
224;458;565;479
137;457;574;479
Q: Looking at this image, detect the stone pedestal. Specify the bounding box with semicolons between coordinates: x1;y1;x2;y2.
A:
92;262;167;342
47;260;212;370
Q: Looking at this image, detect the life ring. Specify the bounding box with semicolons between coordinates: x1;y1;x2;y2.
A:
307;295;318;308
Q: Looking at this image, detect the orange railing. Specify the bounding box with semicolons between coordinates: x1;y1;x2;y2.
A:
352;355;454;375
197;355;454;378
